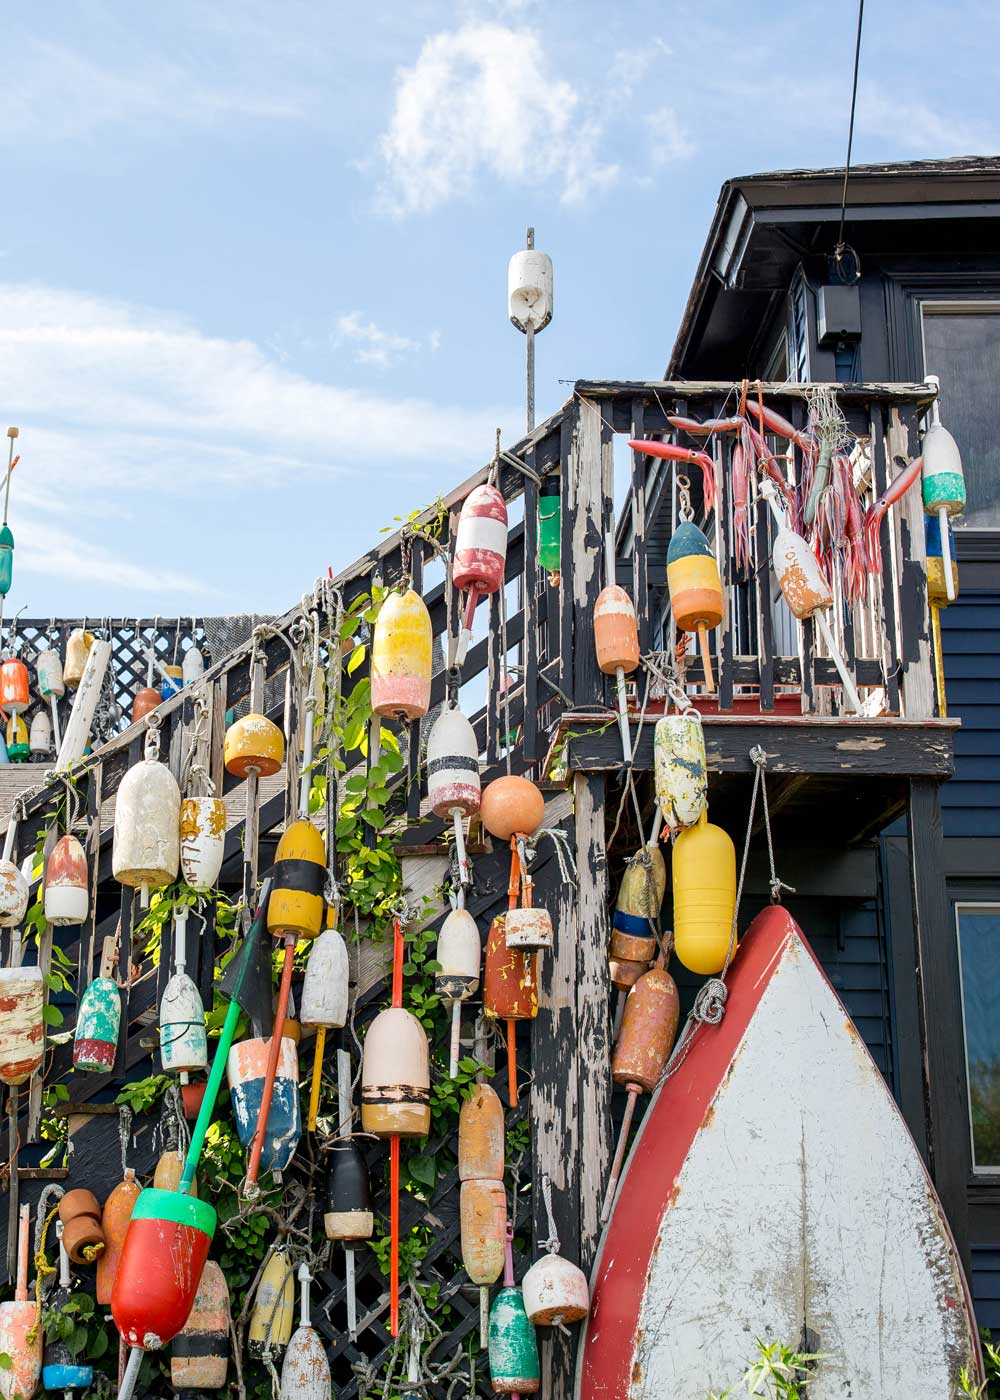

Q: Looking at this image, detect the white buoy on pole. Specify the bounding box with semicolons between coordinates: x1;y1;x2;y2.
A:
508;228;553;434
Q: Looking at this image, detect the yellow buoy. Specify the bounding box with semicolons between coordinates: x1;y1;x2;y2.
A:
248;1247;296;1356
223;714;284;779
267;819;326;941
671;811;736;975
371;589;432;720
63;629;94;690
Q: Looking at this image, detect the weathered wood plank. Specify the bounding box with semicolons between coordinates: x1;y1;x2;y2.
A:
576;380;938;404
564;714;957;778
892;405;935;720
522;448;540;765
567;398;605;710
630;397;651;652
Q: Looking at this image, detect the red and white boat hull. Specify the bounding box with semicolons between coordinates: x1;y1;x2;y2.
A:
579;905;981;1399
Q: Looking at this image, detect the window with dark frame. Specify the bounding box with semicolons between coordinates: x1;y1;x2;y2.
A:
955;902;1000;1172
922;305;1000;530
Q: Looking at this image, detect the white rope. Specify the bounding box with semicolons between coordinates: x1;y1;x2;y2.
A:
539;1173;560;1254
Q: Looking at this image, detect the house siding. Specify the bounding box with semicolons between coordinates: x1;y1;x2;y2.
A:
940;588;1000;837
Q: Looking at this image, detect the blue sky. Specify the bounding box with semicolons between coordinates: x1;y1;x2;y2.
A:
2;0;996;620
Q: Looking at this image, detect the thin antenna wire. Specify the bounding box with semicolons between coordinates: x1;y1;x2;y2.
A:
835;0;865;258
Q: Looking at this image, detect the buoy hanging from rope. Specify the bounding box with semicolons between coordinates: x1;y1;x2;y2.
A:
521;1178;589;1327
666;508;723;695
653;711;708;832
608;845;665;992
58;1189;105;1265
44;834;89;927
436;907;481;1077
301;910;348;1132
0;1204;41;1400
182;642;205;686
672;810;737;975
925;512;958;717
361;915;430;1336
62;629;93;692
488;1221;540;1397
594;533;639;765
460;1081;506;1345
171;1259;230;1391
324;1049;372;1338
159;906;208;1075
922;375;965;605
0;658;29;715
248;1247;296;1357
112;725;180;908
453;480;508;666
180;796;226;892
4;714;28;762
279;1263;331;1400
227;1034;301;1178
483;912;537;1109
601;954;680;1223
36;648;65;752
29;709;51;757
371;588;432;720
0;428;19;615
96;1169;140;1306
72;935;121;1074
427;705;480;895
43;1222;94;1398
759;479;863;714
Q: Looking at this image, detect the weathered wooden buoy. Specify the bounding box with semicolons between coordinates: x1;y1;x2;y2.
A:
609;845;666;991
0;1205;41;1400
672;811;736;975
132;685;161;724
0;963;43;1087
96;1168;140;1306
459;1082;506;1317
0;657;29;714
73;936;120;1073
44;834;89;926
926;512;958;717
249;1248;295;1357
29;709;51;756
595;534;640;764
160;907;208;1074
922;375;965;604
454;483;508;664
111;1187;216;1350
522;1252;590;1328
160;663;183;702
505;904;553;952
483;913;537;1108
171;1259;230;1390
58;1189;106;1264
179;796;226;892
653;712;707;831
480;776;544;843
666;520;723;694
489;1225;540;1396
427;705;480;892
301;918;349;1131
279;1264;330;1400
325;1138;373;1243
63;629;93;690
36;648;65;751
0;826;29;930
227;1036;301;1175
112;732;181;907
43;1223;94;1396
436;907;481;1076
223;713;284;778
601;960;681;1222
269;820;326;941
153;1148;198;1196
5;714;28;762
537;476;561;581
371;589;432;720
363;918;429;1335
182;644;206;685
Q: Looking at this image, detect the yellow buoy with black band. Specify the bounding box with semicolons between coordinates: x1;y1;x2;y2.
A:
666;521;723;695
267;820;326;942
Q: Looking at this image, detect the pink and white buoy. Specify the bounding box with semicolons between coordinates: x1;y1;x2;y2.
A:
453;484;507;664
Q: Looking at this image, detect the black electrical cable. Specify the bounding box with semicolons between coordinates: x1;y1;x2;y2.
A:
834;0;865;281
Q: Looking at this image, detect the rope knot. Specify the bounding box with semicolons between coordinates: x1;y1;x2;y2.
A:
692;978;728;1026
749;744;769;770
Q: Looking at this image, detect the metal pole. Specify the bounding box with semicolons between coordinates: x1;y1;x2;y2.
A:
525;227;535;434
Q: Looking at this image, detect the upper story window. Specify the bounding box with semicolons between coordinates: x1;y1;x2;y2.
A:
956;902;1000;1172
922;303;1000;529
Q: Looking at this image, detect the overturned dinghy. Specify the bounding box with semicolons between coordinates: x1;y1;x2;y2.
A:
579;905;981;1400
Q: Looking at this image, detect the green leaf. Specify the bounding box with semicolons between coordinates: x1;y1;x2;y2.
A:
42;1004;64;1026
89;1327;109;1359
407;1151;437;1187
0;1352;11;1370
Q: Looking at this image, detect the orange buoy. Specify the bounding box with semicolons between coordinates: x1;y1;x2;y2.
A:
459;1083;506;1341
223;714;284;778
483;913;537;1106
44;834;89;927
96;1169;141;1306
595;536;640;762
666;521;723;693
0;658;30;715
480;776;544;843
132;686;161;724
58;1189;106;1264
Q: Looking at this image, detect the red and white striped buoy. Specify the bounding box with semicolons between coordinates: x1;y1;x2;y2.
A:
453;484;507;663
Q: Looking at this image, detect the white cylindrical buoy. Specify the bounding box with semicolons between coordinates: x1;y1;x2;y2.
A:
436;907;481;1076
44;834;89;926
112;731;181;906
427;705;480;892
508;249;553;333
179;796;226;892
159;907;208;1074
182;644;206;685
56;639;112;770
653;712;708;832
29;710;52;757
301;925;349;1031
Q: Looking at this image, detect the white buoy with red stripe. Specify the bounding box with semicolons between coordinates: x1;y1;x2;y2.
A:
453;480;508;665
427;705;480;891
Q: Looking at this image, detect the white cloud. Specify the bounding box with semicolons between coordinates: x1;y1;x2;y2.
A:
378;22;620;214
856;87;1000;156
646;106;696;164
334;311;424;369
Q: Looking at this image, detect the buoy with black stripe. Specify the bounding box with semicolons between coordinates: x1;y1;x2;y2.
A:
159;906;208;1075
454;481;508;664
171;1258;230;1390
362;916;430;1336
